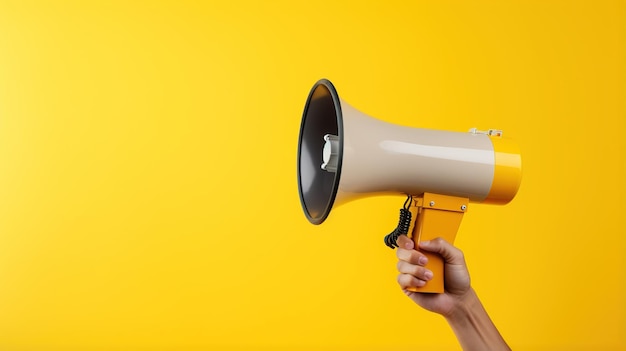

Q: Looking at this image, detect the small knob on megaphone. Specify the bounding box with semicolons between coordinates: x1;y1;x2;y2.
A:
468;128;503;137
321;134;339;172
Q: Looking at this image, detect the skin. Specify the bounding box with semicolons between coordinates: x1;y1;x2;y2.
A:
396;235;511;351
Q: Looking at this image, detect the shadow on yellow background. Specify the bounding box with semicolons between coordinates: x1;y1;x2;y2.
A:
0;1;624;350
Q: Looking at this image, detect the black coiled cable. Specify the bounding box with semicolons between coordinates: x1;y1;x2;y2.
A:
384;195;413;249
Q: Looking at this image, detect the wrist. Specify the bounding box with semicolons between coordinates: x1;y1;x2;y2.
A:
444;287;479;322
443;288;511;351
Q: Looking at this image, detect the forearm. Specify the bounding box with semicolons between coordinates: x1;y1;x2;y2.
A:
445;289;511;351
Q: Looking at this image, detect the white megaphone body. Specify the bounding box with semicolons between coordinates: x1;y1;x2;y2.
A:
297;79;522;293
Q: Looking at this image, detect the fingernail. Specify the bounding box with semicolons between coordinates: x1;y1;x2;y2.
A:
418;256;428;265
419;240;430;247
404;242;412;249
424;270;433;280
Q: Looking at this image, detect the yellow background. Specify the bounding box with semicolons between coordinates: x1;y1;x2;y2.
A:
1;1;624;350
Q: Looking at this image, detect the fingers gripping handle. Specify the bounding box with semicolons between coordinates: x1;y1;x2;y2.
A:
405;193;468;294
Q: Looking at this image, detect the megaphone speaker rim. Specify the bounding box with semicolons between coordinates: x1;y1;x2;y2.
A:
297;78;344;225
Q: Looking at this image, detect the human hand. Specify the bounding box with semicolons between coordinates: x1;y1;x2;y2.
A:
396;235;511;350
396;235;472;317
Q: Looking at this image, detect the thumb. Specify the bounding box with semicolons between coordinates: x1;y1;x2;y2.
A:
396;235;414;250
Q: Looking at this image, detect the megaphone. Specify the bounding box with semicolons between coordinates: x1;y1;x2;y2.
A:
297;79;522;293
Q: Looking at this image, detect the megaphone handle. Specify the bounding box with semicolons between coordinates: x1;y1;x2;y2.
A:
406;193;467;294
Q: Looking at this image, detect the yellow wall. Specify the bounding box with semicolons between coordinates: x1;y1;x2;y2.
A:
1;1;624;350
